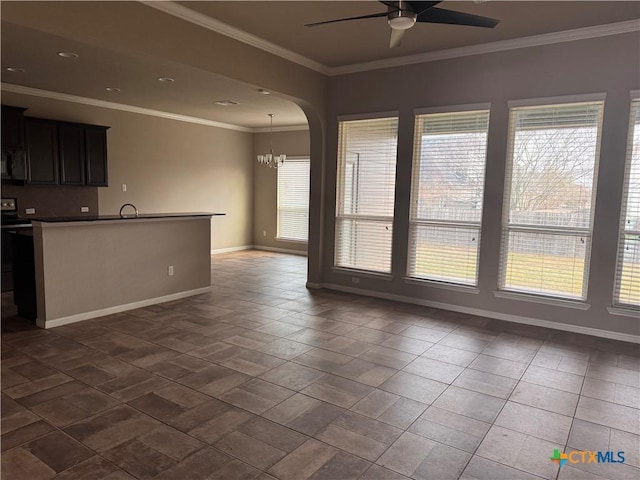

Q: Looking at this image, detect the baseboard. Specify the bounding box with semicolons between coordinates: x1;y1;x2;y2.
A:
253;245;308;256
211;245;253;255
314;282;640;344
37;286;212;329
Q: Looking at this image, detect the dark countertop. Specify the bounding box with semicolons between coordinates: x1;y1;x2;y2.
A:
7;229;33;237
1;223;32;230
30;212;225;223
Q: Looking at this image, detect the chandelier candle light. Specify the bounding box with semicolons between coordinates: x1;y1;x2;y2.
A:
257;114;286;168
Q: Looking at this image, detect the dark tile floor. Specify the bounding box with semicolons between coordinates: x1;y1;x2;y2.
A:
1;250;639;480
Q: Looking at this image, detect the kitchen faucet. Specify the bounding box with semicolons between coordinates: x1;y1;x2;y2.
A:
119;203;138;218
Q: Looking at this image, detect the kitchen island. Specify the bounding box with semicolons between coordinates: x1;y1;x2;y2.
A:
29;213;223;328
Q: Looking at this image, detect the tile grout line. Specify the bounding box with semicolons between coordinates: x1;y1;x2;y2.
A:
3;252;639;480
557;358;592;480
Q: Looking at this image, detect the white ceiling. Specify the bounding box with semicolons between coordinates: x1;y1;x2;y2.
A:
1;21;308;129
1;1;638;129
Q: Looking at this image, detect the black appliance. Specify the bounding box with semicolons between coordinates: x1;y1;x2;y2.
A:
1;198;31;292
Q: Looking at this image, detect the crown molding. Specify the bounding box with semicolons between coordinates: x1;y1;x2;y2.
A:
328;20;640;75
141;0;330;75
1;83;308;133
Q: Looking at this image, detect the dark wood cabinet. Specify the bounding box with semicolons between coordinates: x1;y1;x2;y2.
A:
1;105;28;182
85;126;108;186
58;123;86;185
1;105;27;148
25;118;59;185
22;117;109;187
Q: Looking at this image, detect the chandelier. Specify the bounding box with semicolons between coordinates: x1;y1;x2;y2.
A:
257;113;286;168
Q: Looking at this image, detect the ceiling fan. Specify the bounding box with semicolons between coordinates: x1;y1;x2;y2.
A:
305;1;499;48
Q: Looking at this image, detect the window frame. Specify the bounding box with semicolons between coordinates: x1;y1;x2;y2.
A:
407;104;491;287
613;94;640;308
276;156;310;243
334;112;399;274
498;94;606;301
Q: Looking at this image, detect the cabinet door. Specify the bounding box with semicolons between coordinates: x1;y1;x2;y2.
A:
85;126;108;186
58;123;85;185
1;105;26;148
25;119;58;185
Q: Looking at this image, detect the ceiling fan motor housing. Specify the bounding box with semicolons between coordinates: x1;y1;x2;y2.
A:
388;9;417;30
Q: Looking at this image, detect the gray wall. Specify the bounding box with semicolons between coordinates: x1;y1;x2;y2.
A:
253;129;310;252
320;32;640;338
2;91;255;251
33;217;211;326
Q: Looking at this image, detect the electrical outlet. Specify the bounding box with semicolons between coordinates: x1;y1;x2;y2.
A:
25;208;35;215
168;265;174;276
351;277;360;284
80;206;89;213
262;230;266;237
121;183;127;192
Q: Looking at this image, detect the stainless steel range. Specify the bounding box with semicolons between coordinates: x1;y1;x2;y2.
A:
2;198;31;292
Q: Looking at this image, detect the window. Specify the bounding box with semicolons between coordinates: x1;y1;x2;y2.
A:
408;108;490;285
499;99;604;299
277;158;310;242
335;116;398;273
614;98;640;307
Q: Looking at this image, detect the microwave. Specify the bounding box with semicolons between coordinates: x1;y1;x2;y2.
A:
1;148;27;181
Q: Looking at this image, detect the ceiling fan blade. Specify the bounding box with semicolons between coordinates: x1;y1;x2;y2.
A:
417;7;499;28
379;1;442;14
404;1;443;15
305;12;388;27
389;28;406;48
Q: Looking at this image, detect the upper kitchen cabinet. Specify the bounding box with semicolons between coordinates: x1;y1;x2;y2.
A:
25;118;59;185
24;117;109;186
1;105;27;148
1;105;28;181
85;126;108;186
58;122;85;185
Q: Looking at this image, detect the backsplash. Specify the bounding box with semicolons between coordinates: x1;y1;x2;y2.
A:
1;184;98;218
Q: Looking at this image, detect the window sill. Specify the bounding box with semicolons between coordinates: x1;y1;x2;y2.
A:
607;306;640;318
332;267;393;281
493;290;590;310
403;277;480;294
274;238;308;244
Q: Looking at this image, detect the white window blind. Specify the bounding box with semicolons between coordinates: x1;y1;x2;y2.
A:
614;98;640;307
335;116;398;273
277;158;310;242
499;101;604;299
408;109;490;285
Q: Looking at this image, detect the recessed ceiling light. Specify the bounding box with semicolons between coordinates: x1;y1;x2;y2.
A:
105;87;121;92
214;100;240;107
57;51;79;59
258;89;270;95
158;77;175;83
5;67;25;73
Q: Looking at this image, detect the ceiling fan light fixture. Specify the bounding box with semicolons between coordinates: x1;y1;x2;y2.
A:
388;10;417;30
